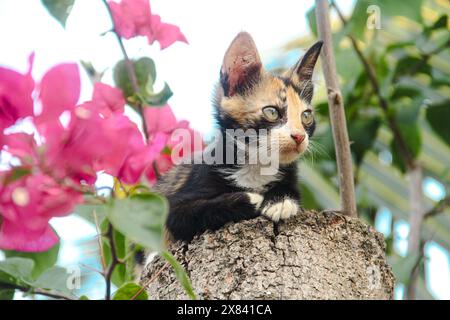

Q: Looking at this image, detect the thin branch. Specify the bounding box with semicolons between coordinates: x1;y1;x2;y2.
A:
424;196;450;220
405;38;450;79
80;263;104;275
93;210;107;272
104;222;121;300
131;263;169;300
1;282;77;300
315;0;357;217
101;0;150;142
406;238;427;300
407;166;425;255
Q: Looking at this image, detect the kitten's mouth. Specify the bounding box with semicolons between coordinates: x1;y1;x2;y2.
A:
285;143;306;154
280;142;307;161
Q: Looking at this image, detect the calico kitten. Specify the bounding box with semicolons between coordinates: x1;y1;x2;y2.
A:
155;32;323;242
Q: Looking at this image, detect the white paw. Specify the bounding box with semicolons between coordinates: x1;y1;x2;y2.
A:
246;192;264;209
262;198;299;222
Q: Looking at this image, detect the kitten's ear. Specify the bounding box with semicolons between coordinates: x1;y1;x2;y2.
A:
220;32;263;97
287;41;323;101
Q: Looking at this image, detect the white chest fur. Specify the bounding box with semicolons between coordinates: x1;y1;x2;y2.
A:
221;165;281;193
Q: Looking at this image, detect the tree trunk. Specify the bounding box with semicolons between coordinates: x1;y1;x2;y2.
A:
140;210;395;300
315;0;357;217
406;165;425;300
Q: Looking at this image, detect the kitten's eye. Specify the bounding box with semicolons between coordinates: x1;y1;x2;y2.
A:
301;110;314;126
262;106;280;121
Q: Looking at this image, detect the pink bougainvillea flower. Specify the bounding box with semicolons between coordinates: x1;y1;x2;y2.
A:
40;107;152;185
145;104;204;153
36;63;80;126
148;13;188;50
144;104;204;183
0;53;35;132
41;106;114;185
91;82;125;117
144;103;178;135
95;112;154;184
116;145;155;184
108;0;188;49
2;132;39;167
145;153;172;184
0;173;83;252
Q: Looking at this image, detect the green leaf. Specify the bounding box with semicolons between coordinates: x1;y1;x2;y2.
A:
41;0;75;27
386;41;415;52
2;167;31;186
143;83;173;106
390;84;422;101
431;14;448;30
393;56;431;79
113;57;157;105
348;117;381;166
135;57;157;91
426;100;450;145
107;193;168;251
0;288;15;300
393;97;423;125
0;257;34;286
161;251;196;300
113;282;148;300
74;201;108;225
425;14;448;35
4;242;60;279
390;123;422;173
431;69;450;88
32;266;73;295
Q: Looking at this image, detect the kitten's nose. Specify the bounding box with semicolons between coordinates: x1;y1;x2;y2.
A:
291;133;305;145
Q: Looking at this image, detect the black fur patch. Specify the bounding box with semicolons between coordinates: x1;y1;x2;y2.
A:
279;76;314;104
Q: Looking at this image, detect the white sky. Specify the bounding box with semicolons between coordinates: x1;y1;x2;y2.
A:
0;0;448;300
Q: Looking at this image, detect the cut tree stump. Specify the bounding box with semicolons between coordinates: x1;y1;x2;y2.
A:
140;210;395;299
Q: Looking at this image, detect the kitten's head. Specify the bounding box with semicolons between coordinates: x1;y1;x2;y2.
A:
215;32;322;165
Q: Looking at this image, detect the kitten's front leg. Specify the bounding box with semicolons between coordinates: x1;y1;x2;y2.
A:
261;184;301;222
166;192;263;241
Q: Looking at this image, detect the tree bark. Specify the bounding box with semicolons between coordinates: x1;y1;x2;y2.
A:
140;210;395;299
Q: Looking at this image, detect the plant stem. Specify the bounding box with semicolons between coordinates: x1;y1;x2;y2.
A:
130;263;169;300
405;166;425;300
104;222;120;300
93;210;107;272
406;38;450;79
314;0;357;217
424;196;450;220
1;282;76;300
101;0;150;142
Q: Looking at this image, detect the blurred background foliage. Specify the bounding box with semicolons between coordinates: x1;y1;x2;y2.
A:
271;0;449;299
